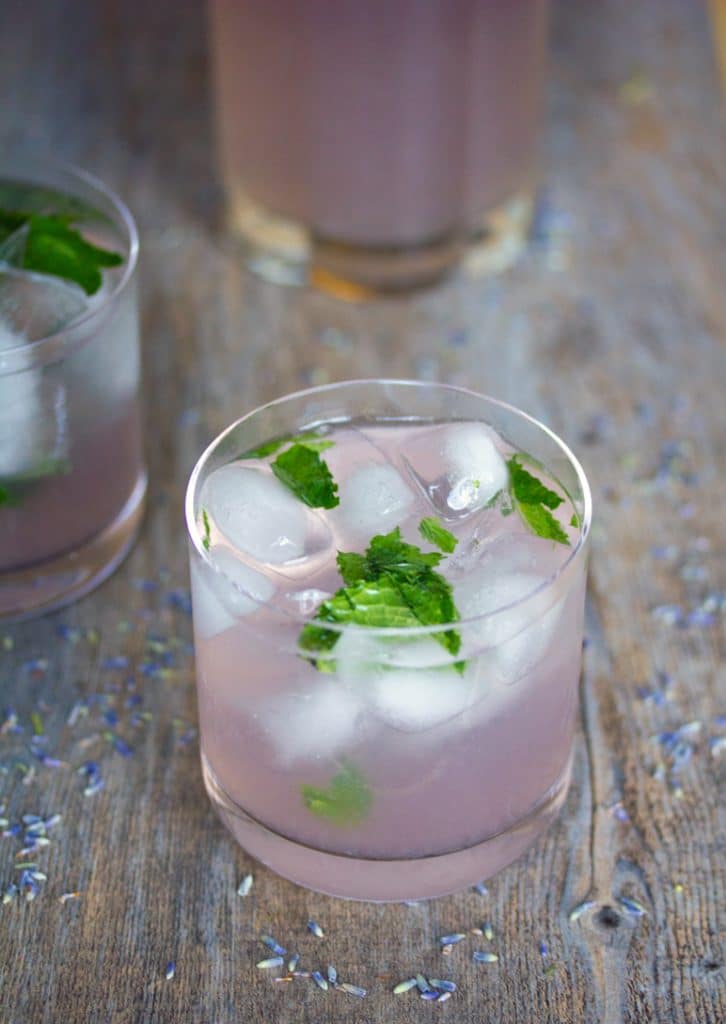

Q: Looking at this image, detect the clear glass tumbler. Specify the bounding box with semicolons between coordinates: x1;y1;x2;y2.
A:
186;380;591;900
210;1;549;296
0;155;146;620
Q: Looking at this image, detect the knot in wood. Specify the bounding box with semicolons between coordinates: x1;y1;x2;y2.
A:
595;905;622;930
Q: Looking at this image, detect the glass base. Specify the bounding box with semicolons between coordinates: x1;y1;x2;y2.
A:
202;753;571;902
227;188;534;299
0;471;147;622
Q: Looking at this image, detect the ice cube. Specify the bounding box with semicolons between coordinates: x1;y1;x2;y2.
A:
401;422;508;521
0;317;44;477
201;464;312;565
0;267;87;341
457;570;544;630
72;276;140;406
374;635;460;670
334;632;474;733
369;669;475;732
331;462;414;540
190;545;275;639
456;568;565;683
259;683;364;764
442;423;508;511
278;588;332;617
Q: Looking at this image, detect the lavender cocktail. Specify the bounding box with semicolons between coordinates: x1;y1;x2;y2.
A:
186;381;590;900
0;156;145;619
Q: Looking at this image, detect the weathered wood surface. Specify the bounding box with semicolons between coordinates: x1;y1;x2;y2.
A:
0;1;724;1022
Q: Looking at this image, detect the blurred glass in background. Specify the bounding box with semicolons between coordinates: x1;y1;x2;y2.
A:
210;0;549;297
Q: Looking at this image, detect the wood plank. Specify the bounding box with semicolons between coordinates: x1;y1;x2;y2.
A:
0;1;723;1021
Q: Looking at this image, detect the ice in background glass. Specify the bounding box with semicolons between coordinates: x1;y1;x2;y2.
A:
0;156;145;620
210;0;549;294
186;381;591;900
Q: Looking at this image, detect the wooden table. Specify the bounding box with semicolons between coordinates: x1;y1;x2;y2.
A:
1;1;724;1021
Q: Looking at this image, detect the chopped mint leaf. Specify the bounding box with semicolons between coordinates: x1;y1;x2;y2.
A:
0;207;123;295
518;502;570;545
240;437;288;460
299;575;424;663
301;760;372;826
297;620;340;663
364;529;443;578
24;216;122;295
570;512;580;528
295;430;331;446
299;527;463;667
201;508;211;551
507;457;564;510
0;457;71;508
239;430;333;461
419;516;458;554
297;438;334;453
272;443;339;509
484;488;502;509
394;574;461;657
336;551;368;586
506;455;570;546
0;180;102;220
0;208;28;239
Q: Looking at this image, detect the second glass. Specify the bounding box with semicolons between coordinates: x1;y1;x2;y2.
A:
210;0;549;294
0;156;145;620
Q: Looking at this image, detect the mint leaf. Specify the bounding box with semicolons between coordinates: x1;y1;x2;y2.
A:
506;455;570;546
0;181;101;220
299;527;463;666
519;503;569;545
419;516;458;553
570;512;580;528
0;208;26;241
301;760;372;826
296;437;334;454
272;443;339;509
201;508;211;551
485;488;503;509
24;216;122;295
298;575;423;663
508;457;564;510
336;551;368;586
297;621;340;669
239;430;332;461
240;437;288;460
393;574;461;657
364;530;443;578
0;207;123;296
0;457;71;509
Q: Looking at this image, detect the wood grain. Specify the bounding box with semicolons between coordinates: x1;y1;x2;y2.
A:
0;1;724;1022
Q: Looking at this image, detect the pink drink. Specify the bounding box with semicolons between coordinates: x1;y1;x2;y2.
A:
0;403;143;572
210;1;548;286
187;384;590;900
0;162;146;619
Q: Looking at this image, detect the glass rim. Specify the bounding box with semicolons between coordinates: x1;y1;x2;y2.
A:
185;378;592;638
0;151;139;367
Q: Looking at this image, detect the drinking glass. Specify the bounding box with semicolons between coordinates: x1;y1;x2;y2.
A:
186;380;591;900
210;1;549;295
0;155;145;620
